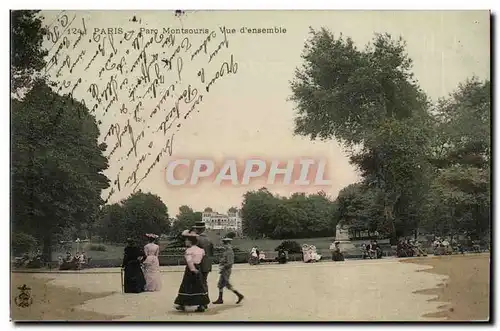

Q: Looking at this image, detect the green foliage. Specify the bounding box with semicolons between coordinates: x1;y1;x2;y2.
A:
170;205;202;236
12;232;38;255
11;12;111;260
85;243;107;252
290;28;490;239
241;187;337;239
96;192;170;243
423;78;491;238
10;10;48;92
12;82;110;259
290;28;439;238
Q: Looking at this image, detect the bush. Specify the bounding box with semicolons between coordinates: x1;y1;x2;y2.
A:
12;232;38;256
226;231;236;239
275;240;302;254
85;243;107;252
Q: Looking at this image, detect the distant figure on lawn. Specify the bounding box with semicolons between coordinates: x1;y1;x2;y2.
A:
143;233;162;292
122;238;146;293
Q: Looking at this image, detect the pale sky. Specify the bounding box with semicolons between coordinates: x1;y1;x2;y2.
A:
41;10;490;215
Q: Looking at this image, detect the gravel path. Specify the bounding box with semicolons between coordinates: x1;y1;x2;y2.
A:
30;259;448;321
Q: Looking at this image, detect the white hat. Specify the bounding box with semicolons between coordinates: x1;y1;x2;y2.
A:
181;229;199;237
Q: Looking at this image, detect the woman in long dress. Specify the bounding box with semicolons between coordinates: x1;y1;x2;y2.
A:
122;238;146;293
143;233;162;291
174;230;210;312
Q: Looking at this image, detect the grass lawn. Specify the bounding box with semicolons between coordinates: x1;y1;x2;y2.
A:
230;236;334;251
51;236;335;261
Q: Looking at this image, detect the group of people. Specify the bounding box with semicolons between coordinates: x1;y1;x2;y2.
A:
14;249;45;268
249;246;287;264
361;240;383;259
302;244;322;263
121;233;162;293
432;237;458;255
397;238;428;257
58;251;90;270
121;222;244;313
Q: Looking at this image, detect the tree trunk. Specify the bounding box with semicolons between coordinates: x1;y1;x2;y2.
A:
42;232;52;262
383;191;400;241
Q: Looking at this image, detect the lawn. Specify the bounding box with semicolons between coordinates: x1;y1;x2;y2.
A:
51;236;336;261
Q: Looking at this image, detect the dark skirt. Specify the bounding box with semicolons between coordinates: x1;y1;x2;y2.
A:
332;251;345;261
124;261;146;293
174;265;210;307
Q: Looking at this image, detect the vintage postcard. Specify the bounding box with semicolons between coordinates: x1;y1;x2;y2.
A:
10;9;490;322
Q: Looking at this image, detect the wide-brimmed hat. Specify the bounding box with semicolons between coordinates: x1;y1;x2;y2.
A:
221;237;233;242
181;229;199;237
193;221;206;229
145;233;159;239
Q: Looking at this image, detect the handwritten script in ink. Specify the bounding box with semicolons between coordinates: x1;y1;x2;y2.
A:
42;12;239;202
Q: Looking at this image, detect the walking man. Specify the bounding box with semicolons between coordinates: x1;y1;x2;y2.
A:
192;221;214;309
212;237;244;304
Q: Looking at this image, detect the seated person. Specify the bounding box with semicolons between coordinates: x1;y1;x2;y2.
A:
276;248;287;264
441;238;452;254
433;237;445;255
372;240;383;259
249;247;259;265
310;245;321;262
366;241;377;259
80;251;87;264
411;240;427;256
64;251;73;262
361;243;368;259
60;251;78;270
397;240;412;257
302;245;313;263
331;242;345;261
472;240;482;253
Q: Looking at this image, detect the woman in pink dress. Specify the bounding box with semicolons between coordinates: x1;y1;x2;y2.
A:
143;233;161;292
174;230;210;312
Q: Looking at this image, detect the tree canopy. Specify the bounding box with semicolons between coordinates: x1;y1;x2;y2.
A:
96;192;170;243
241;187;338;239
11;10;48;92
12;82;110;258
289;28;490;240
11;10;110;259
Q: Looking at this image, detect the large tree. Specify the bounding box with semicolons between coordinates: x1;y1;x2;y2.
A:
290;29;433;239
241;188;337;239
120;192;170;240
11;11;110;259
425;78;491;238
12;82;110;259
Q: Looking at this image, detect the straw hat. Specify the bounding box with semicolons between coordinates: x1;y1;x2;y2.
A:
221;237;233;242
181;229;199;237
